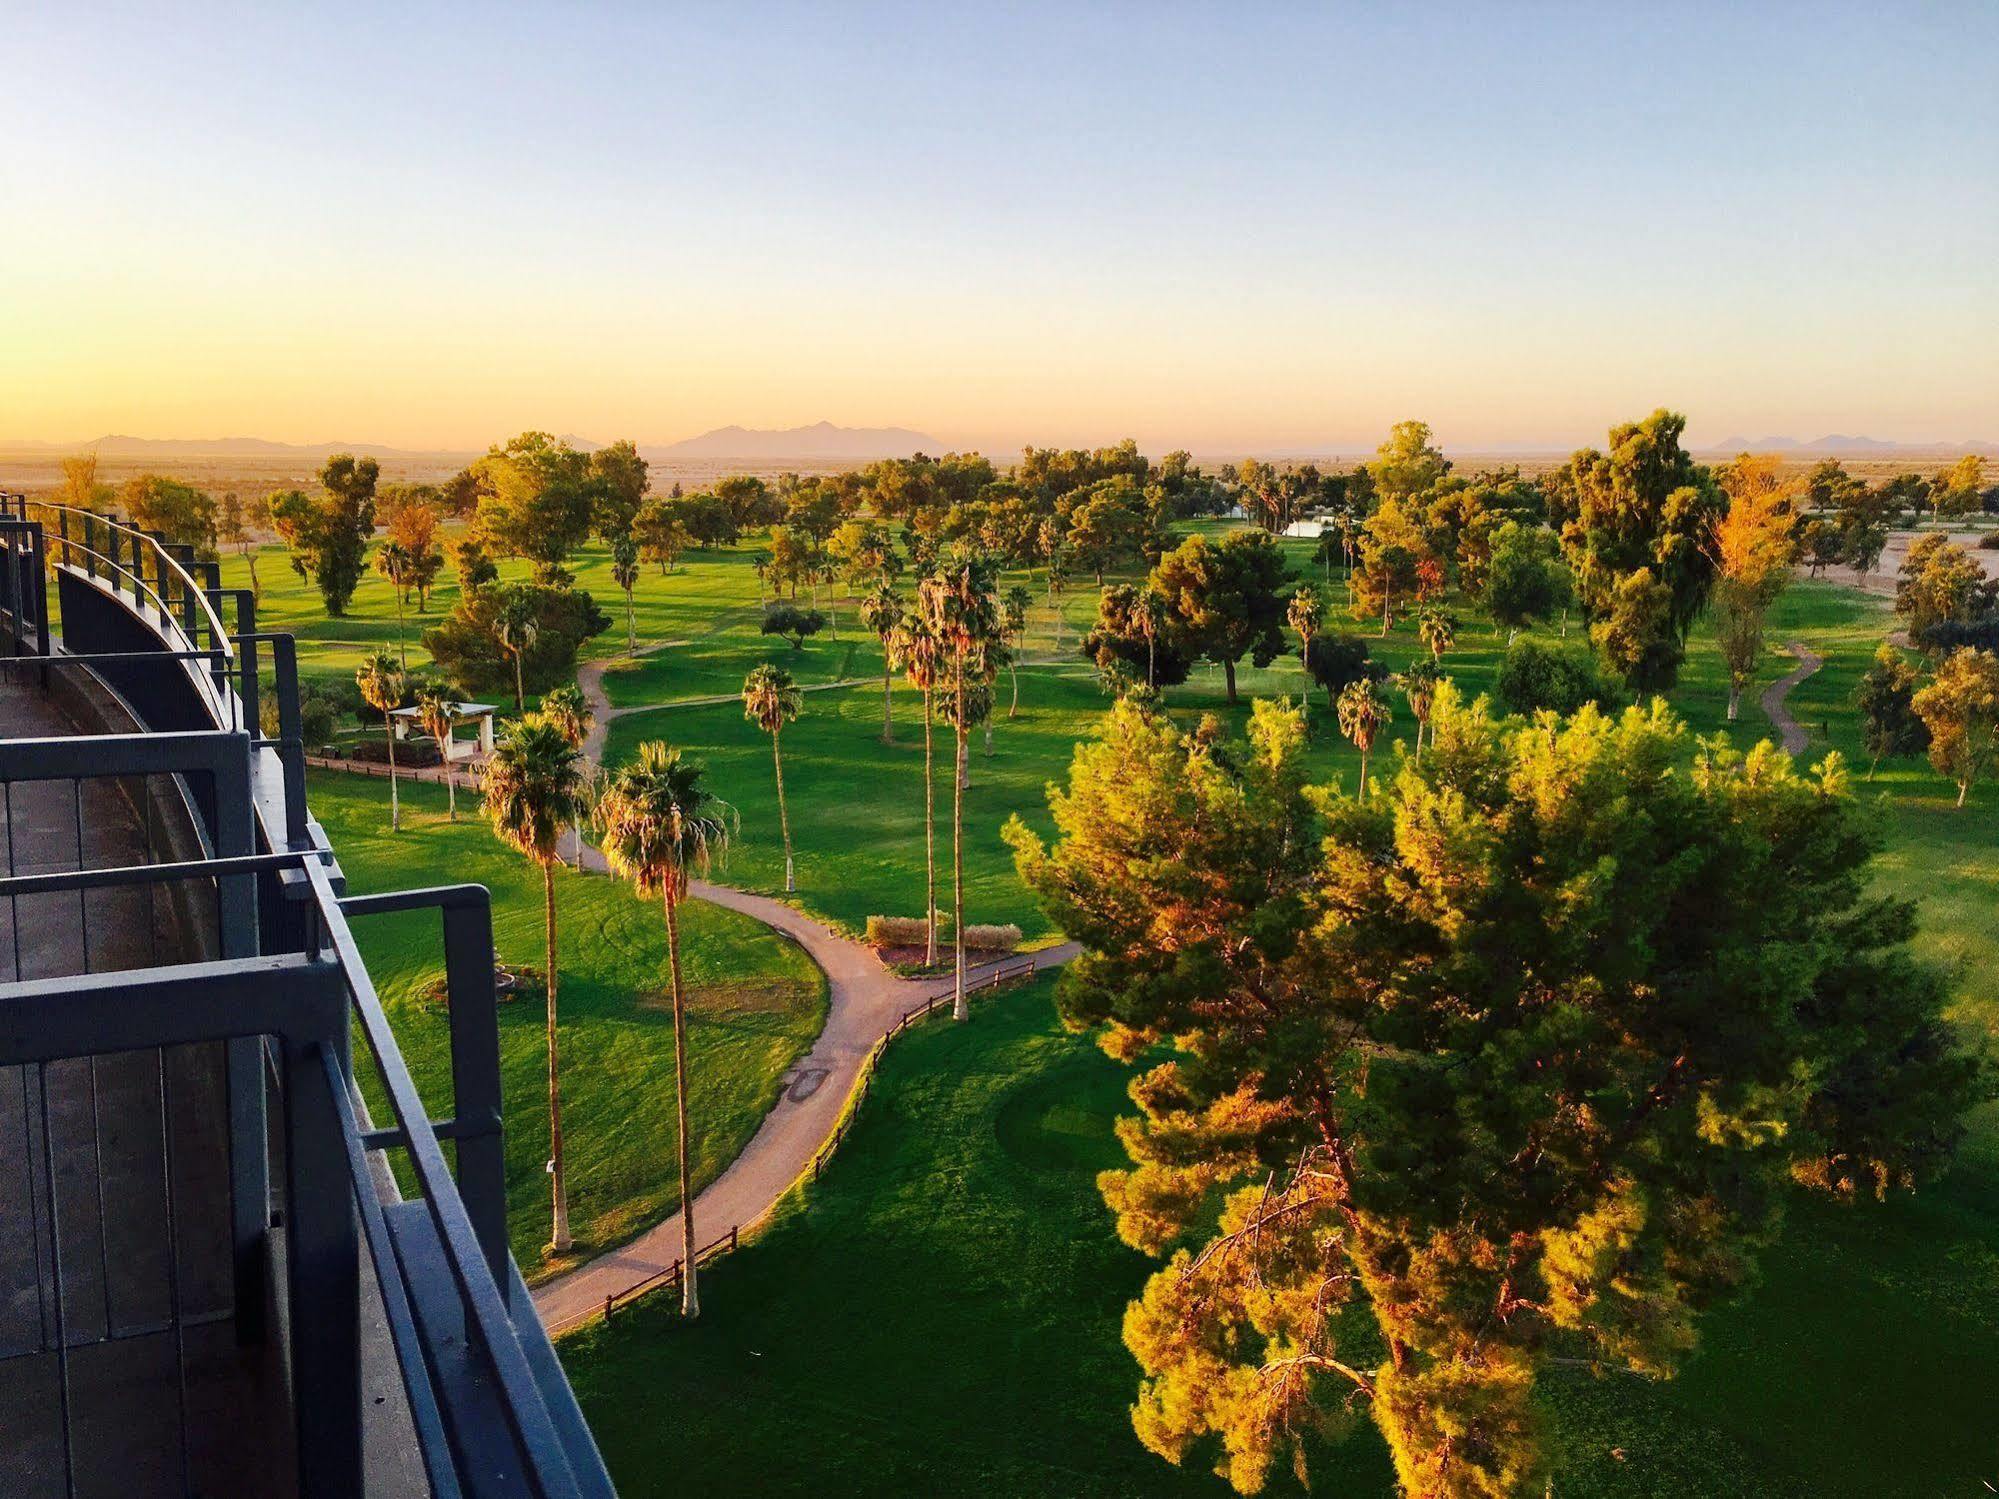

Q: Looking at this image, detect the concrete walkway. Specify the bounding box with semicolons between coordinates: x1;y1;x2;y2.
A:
531;641;1079;1335
1760;641;1824;754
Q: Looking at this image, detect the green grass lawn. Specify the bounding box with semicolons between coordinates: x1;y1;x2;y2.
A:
561;974;1999;1497
312;768;828;1281
562;977;1382;1498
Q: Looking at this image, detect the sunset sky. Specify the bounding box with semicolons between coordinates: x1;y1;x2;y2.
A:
3;2;1994;454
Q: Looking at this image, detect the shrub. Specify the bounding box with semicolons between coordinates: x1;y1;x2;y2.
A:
865;915;929;949
864;916;1021;953
1494;639;1619;717
960;923;1022;953
1977;532;1999;551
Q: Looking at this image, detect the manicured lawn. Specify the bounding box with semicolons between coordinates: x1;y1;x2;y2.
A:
567;567;1999;1497
312;769;828;1281
562;974;1999;1497
562;977;1380;1498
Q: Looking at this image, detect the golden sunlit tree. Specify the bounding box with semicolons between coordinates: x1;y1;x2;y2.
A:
1707;453;1798;721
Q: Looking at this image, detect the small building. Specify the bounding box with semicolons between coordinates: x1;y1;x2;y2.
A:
389;700;496;762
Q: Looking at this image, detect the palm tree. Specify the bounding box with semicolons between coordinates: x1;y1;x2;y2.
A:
356;654;407;832
495;591;539;711
741;664;803;892
1001;584;1034;718
597;743;732;1318
539;683;596;867
859;582;905;745
1289;583;1325;679
1336;678;1391;798
611;534;641;651
1418;607;1457;663
482;715;587;1254
1396;659;1442;762
412;677;460;821
1135;587;1169;690
374;540;413;668
890;615;944;969
918;559;1002;1020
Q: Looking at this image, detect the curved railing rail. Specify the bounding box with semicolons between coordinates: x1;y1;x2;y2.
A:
13;498;242;724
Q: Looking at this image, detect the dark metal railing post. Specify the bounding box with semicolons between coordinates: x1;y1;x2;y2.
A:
230;596;260;738
215;733;270;1343
283;1028;362;1499
443;890;509;1292
268;634;308;847
2;523;20;659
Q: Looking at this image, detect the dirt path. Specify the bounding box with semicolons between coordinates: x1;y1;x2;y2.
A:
1760;641;1824;754
532;642;1079;1335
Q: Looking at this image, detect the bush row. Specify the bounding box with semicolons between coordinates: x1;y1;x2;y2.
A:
864;916;1022;953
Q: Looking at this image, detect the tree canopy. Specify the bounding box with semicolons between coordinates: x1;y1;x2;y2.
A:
1149;531;1290;702
1010;691;1981;1496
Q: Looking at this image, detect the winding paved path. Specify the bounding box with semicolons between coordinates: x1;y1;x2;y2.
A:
1759;641;1823;754
533;645;1078;1335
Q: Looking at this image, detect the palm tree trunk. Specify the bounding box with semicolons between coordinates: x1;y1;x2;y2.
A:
1008;658;1019;720
1359;747;1370;797
952;709;967;1023
922;687;936;969
1223;658;1238;704
773;727;794;893
395;590;407;669
385;718;400;831
1147;633;1155;688
512;650;525;713
663;885;698;1317
881;664;895;745
544;862;572;1253
625;589;636;651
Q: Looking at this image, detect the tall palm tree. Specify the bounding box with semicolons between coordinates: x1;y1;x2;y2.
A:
375;540;413;668
1417;607;1457;663
1337;678;1391;799
890;615;944;968
918;559;1002;1021
597;743;732;1318
1289;583;1325;680
611;534;641;651
741;664;803;892
356;653;407;832
1396;659;1442;762
1136;587;1169;690
496;591;539;712
412;677;460;821
859;582;905;745
539;683;596;867
1001;584;1034;718
482;715;587;1255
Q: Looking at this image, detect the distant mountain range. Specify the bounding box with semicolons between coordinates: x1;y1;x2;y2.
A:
649;421;937;459
0;434;475;461
1699;434;1997;457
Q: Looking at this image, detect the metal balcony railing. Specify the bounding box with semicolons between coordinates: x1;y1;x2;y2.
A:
0;500;613;1498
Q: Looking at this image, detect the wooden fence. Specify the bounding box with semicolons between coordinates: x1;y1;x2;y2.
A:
304;752;482;789
598;1223;742;1324
809;954;1039;1183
